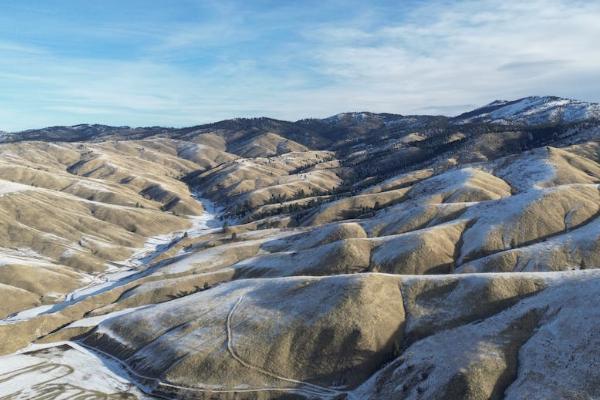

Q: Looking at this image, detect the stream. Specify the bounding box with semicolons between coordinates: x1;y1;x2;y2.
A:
1;193;223;324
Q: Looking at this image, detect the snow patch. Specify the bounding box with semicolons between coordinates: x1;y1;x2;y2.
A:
0;342;147;397
0;179;31;196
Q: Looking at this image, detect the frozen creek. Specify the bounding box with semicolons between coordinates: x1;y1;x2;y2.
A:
2;193;222;324
0;194;223;399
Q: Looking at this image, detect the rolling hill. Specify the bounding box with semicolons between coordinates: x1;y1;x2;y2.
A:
0;96;599;399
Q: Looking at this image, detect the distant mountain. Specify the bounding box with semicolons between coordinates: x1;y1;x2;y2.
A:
0;124;174;143
453;96;600;125
2;96;599;151
320;112;446;134
321;111;403;125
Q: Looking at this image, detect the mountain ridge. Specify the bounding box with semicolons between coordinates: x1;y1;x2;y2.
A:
0;94;599;399
5;95;599;140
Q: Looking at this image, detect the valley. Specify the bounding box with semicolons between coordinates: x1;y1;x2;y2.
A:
0;96;599;399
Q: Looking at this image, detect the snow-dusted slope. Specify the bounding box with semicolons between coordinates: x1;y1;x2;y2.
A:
0;96;600;399
0;342;148;398
455;96;600;125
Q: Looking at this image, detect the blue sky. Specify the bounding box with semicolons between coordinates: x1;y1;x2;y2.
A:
1;0;600;131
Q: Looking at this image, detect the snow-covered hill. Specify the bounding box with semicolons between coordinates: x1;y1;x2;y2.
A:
454;96;600;125
0;96;600;399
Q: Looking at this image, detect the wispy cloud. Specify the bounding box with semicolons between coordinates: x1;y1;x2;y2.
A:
0;40;45;55
1;0;599;130
303;0;600;114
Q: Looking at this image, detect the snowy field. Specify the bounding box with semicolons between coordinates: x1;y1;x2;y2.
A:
0;342;149;399
0;196;222;398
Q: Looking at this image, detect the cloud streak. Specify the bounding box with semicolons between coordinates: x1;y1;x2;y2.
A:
1;0;599;131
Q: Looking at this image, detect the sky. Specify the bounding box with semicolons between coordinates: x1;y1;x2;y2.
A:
1;0;600;131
